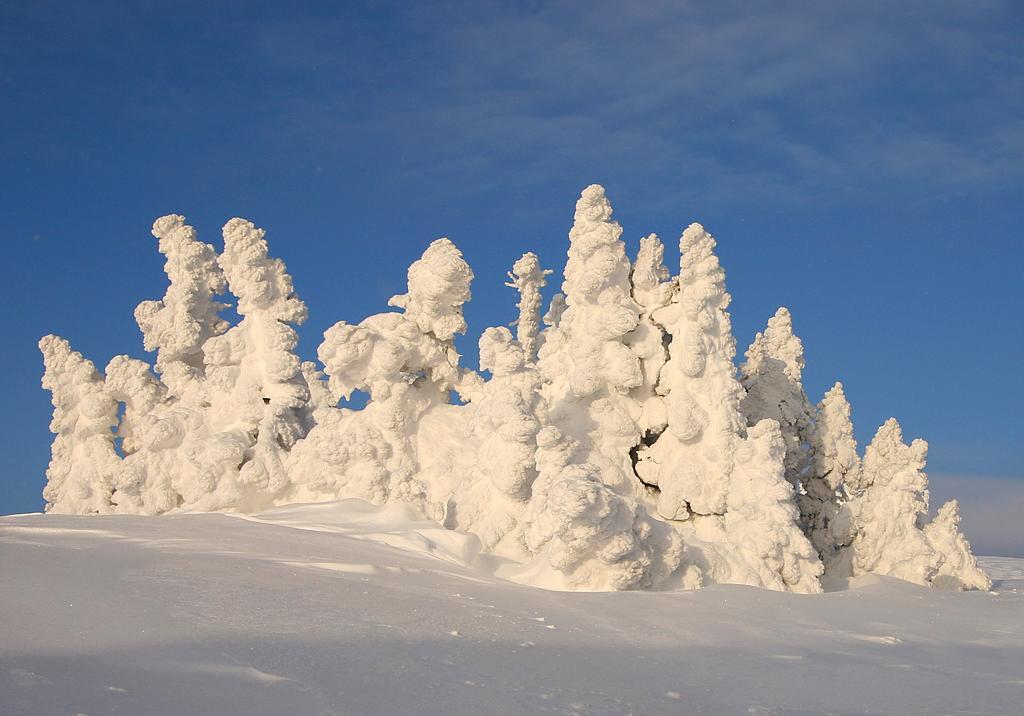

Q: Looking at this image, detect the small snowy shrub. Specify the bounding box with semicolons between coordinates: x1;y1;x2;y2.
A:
38;186;989;592
830;419;990;589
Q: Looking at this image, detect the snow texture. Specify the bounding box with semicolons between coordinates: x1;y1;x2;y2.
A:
2;509;1020;716
36;185;988;594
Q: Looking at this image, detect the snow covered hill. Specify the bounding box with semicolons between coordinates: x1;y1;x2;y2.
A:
2;502;1022;716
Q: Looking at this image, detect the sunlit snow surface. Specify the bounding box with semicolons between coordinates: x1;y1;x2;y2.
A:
2;502;1022;716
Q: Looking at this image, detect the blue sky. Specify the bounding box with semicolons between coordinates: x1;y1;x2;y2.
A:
1;2;1021;552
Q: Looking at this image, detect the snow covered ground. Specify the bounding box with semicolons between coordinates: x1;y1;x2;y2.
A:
2;501;1022;716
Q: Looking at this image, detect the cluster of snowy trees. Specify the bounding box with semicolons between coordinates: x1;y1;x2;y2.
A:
40;186;990;593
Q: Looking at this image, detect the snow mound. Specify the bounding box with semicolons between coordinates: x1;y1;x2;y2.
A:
1;511;1020;715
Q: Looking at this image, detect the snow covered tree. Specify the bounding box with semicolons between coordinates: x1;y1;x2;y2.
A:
832;418;990;589
721;419;823;593
388;237;482;401
538;185;644;499
924;501;991;590
290;238;478;511
521;425;699;591
295;313;439;506
625;234;673;437
628;225;822;590
543;292;567;329
636;223;749;520
36;189;989;593
830;418;938;584
740;307;815;490
103;355;165;457
805;382;860;563
100;215;241;515
134;215;228;399
389;238;472;341
630;235;673;312
102;355;170;512
473;327;543;503
39;335;121;514
442;327;545;558
739;308;848;558
505;252;551;362
202;218;310;507
461;316;698;589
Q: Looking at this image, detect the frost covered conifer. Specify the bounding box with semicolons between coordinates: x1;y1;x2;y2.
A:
538;185;643;498
101;356;171;512
636;223;749;520
740;308;845;554
831;419;937;584
474;328;542;504
389;239;472;342
805;382;859;562
134;215;228;399
625;234;673;437
924;501;991;590
39;336;121;514
505;253;551;362
102;217;245;514
469;313;695;588
103;356;165;457
630;235;673;313
389;237;482;401
202;218;310;506
521;426;697;591
629;227;823;590
833;419;989;589
740;307;815;489
720;420;823;592
291;238;476;509
443;327;544;558
36;188;988;593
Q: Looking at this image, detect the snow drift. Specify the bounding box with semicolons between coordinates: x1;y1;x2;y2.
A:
38;185;988;593
4;510;1020;716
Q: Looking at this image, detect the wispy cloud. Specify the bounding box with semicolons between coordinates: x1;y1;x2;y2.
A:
11;2;1016;211
220;1;1024;206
